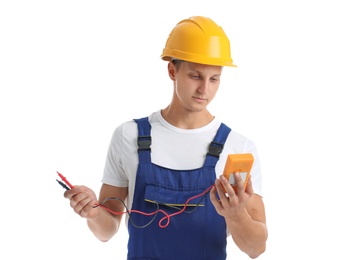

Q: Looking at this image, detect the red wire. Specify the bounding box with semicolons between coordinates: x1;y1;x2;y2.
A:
95;184;215;228
57;171;214;228
98;205;171;227
158;184;214;228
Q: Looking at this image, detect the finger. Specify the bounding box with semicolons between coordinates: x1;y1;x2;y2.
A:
218;175;235;198
217;177;237;209
76;197;95;217
218;175;233;194
233;172;243;193
215;177;228;200
63;186;81;200
210;185;223;210
70;190;88;207
245;175;254;196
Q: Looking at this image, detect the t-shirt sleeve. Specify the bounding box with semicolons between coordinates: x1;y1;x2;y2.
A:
101;124;129;187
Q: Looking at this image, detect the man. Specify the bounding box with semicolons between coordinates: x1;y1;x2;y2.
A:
64;16;268;259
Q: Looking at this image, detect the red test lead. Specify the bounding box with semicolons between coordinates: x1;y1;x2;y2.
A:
57;171;74;189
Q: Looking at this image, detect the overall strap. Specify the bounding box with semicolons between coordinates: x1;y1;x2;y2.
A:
133;117;151;164
204;123;231;168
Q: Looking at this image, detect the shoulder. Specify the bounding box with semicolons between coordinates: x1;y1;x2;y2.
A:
217;119;256;152
111;111;159;140
227;129;257;150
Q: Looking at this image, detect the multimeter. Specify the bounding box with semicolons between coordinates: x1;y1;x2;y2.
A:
222;153;254;192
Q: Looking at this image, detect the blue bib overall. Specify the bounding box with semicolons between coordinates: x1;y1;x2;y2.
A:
128;117;231;260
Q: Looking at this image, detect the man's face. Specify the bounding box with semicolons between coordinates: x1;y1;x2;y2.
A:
171;61;223;113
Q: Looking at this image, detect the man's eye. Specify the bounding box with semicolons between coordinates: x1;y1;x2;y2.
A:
190;74;200;79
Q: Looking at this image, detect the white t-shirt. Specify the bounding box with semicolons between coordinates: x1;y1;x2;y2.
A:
102;110;262;223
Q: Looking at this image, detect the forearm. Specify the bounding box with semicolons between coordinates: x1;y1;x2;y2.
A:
227;209;268;259
87;207;121;242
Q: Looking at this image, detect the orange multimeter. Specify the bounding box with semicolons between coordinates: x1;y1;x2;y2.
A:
222;153;254;192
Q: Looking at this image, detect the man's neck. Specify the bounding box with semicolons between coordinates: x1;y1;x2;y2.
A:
161;106;214;129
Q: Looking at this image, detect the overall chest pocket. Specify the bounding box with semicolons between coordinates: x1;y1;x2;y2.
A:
144;165;212;206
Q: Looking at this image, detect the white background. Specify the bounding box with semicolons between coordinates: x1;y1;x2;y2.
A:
1;0;348;259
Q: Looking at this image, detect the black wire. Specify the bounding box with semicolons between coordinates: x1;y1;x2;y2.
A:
94;197;160;229
94;188;210;228
160;189;210;213
56;179;70;190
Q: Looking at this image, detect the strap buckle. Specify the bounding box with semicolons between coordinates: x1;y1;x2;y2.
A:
137;135;151;151
207;141;224;158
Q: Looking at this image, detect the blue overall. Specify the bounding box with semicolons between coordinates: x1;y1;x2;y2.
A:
128;117;231;260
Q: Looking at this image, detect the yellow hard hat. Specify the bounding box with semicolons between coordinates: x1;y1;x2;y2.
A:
161;16;236;67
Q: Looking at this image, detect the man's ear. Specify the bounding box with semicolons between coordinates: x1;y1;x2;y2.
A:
168;61;176;80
